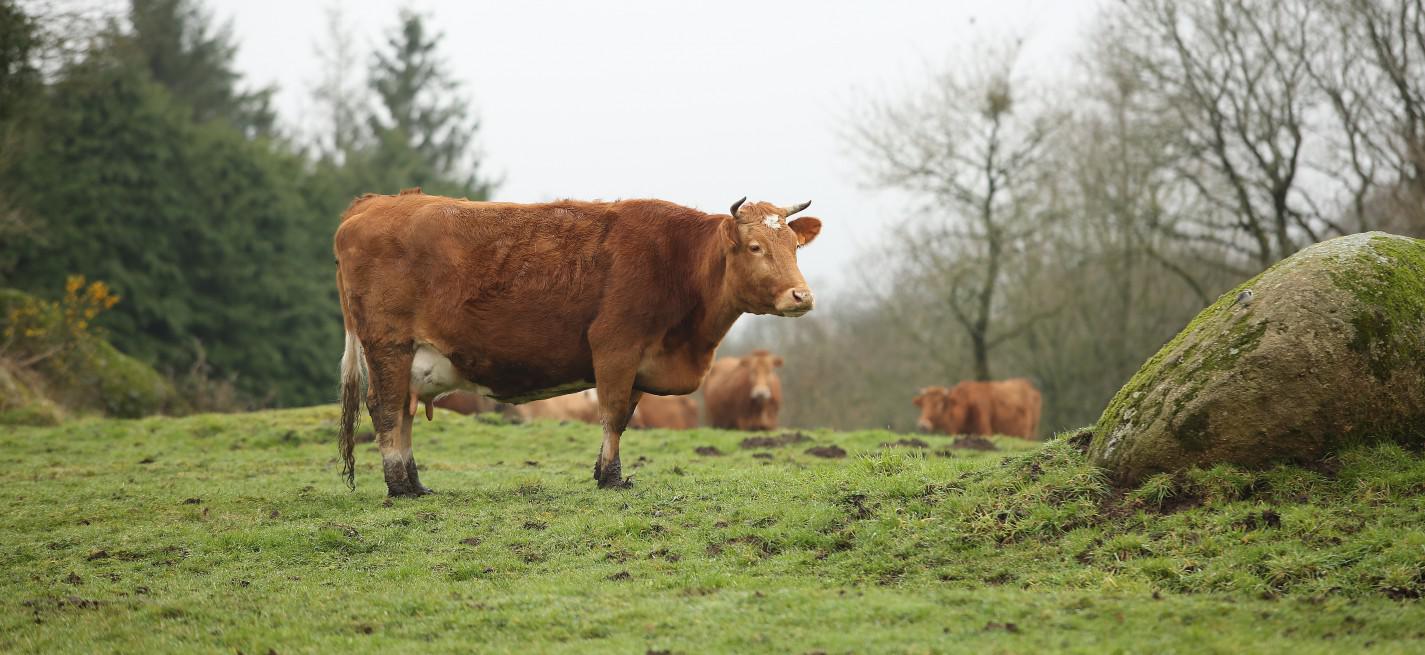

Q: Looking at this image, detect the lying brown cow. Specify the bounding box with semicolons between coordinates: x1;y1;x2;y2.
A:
433;389;600;424
509;390;601;424
432;390;502;415
703;350;783;431
914;379;1042;439
630;394;698;429
335;191;822;494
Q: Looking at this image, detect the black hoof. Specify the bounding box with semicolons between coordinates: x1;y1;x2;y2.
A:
387;484;434;498
598;475;633;490
385;456;433;497
594;456;631;489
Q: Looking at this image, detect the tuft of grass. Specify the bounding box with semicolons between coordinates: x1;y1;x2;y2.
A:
1127;472;1178;508
1;407;1423;653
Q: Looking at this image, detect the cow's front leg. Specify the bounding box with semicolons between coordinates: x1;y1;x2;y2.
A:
591;352;643;489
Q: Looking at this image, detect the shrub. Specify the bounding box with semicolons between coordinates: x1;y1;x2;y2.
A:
0;279;173;418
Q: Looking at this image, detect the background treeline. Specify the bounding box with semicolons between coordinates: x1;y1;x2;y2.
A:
0;0;492;408
733;0;1425;434
4;1;1424;429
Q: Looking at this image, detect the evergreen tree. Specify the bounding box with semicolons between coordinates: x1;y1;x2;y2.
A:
0;0;42;279
122;0;275;136
0;0;39;122
3;49;336;405
364;10;493;199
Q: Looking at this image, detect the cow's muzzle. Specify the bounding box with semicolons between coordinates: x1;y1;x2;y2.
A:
750;386;773;401
775;287;814;317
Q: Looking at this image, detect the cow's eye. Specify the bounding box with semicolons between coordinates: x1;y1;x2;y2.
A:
748;243;764;255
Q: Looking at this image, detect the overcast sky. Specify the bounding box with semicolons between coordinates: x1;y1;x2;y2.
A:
215;0;1103;314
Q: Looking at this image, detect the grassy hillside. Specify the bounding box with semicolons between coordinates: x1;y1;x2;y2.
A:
2;407;1423;654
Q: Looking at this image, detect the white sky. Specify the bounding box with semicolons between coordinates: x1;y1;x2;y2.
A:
215;0;1103;314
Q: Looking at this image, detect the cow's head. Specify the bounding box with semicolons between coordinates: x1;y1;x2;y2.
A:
740;349;783;403
722;198;821;317
914;386;964;434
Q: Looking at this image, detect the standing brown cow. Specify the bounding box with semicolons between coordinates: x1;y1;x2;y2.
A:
630;394;699;429
335;191;822;494
913;379;1042;439
703;350;783;431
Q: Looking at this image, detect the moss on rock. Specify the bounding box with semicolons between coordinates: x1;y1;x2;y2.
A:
1090;233;1425;485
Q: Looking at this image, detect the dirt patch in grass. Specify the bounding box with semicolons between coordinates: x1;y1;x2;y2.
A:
694;446;723;456
739;432;812;449
1066;428;1093;452
1158;492;1205;515
881;438;930;449
951;435;997;451
805;445;847;459
1237;509;1282;531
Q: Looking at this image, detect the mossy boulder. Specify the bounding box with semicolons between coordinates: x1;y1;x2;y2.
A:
1090;232;1425;484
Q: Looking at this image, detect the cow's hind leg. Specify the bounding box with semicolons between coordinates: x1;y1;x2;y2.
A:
364;343;432;497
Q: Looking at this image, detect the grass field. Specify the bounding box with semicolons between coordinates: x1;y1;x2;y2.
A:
3;406;1424;654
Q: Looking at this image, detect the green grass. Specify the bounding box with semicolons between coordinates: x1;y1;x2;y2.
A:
3;407;1424;654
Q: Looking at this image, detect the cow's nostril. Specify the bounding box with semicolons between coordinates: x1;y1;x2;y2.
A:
791;288;810;303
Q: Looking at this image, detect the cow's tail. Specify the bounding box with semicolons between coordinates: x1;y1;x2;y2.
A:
339;329;364;490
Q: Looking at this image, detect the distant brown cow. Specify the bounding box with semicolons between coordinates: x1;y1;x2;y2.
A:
703;350;783;431
432;390;502;416
335;191;823;494
630;394;698;429
509;390;602;424
914;379;1042;439
433;389;601;424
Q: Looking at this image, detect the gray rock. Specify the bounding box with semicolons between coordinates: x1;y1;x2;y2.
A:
1090;232;1425;484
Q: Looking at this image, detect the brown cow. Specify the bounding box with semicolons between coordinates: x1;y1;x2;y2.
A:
703;350;783;431
630;394;699;429
335;192;822;494
432;390;502;415
432;389;601;424
913;379;1042;439
508;390;602;424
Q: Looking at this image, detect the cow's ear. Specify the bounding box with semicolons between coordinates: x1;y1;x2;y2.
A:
773;356;783;367
913;394;924;407
720;217;739;248
789;217;821;247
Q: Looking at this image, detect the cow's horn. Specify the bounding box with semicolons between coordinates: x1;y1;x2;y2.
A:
783;200;811;217
729;196;747;217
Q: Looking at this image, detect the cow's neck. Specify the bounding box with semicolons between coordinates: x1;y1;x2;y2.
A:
691;226;744;350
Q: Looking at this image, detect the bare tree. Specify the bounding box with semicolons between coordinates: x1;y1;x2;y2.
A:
850;47;1061;381
1313;0;1425;235
1108;0;1344;268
